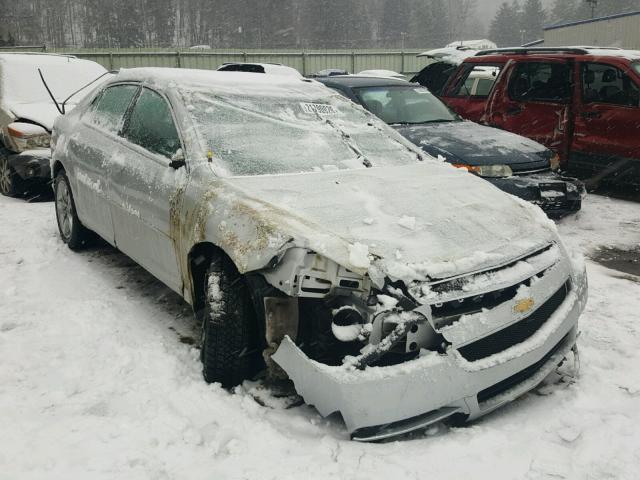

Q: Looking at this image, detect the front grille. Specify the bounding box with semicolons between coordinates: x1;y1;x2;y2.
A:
477;333;569;404
457;281;570;362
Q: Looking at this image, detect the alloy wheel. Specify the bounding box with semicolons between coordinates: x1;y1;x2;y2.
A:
56;179;74;240
0;157;11;195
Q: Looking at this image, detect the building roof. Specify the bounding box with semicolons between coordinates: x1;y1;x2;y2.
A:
544;10;640;31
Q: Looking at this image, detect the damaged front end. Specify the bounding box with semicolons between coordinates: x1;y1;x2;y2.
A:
268;243;587;441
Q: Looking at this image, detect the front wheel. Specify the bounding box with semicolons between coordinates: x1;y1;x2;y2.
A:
54;171;91;250
201;255;264;388
0;154;24;197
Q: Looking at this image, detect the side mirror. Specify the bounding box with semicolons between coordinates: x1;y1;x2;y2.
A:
169;148;186;169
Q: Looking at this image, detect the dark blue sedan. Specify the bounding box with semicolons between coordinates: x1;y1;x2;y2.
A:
315;75;584;218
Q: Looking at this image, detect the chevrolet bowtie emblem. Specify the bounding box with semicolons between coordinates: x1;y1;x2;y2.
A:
514;298;535;314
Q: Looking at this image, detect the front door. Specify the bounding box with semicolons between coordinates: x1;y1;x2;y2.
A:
110;87;185;293
571;61;640;180
485;59;573;163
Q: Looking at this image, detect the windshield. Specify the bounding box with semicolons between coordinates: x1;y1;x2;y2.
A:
355;85;459;125
180;88;421;176
634;62;640;76
1;58;107;104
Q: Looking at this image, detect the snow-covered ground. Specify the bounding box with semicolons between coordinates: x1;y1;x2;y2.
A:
1;193;639;480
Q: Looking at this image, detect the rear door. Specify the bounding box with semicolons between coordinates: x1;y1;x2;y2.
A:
571;60;640;175
440;63;503;122
67;83;139;244
110;87;185;293
484;59;573;162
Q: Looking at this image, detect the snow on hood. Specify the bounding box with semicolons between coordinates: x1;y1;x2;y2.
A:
7;102;73;131
225;162;557;283
395;121;550;166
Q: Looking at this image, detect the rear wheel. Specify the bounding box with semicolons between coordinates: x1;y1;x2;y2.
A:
201;255;264;388
54;171;91;250
0;154;24;197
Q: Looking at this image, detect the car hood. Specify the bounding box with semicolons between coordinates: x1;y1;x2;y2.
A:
394;121;550;168
7;102;75;131
223;162;557;283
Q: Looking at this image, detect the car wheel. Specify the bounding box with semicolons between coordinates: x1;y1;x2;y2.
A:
0;154;24;197
54;171;91;250
201;255;263;388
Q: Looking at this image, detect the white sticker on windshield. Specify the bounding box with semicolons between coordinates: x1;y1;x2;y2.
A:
414;88;429;94
301;103;339;115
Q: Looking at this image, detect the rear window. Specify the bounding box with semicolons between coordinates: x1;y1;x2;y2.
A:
634;63;640;76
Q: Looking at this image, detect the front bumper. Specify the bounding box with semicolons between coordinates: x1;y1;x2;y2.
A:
488;171;585;219
8;150;51;182
273;253;588;440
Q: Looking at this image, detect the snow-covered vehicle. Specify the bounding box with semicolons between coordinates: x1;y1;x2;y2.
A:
0;53;107;197
51;68;587;441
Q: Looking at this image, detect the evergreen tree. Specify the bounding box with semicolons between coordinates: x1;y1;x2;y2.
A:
489;2;522;47
520;0;545;44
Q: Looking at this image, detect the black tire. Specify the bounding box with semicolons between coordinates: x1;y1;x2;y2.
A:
54;171;92;250
0;153;25;197
201;255;263;388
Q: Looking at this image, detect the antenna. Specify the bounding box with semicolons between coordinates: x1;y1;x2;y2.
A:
38;68;64;115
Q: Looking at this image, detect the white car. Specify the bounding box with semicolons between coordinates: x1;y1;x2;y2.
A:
51;68;587;441
0;53;107;197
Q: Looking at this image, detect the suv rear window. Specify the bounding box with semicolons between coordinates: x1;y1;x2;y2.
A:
508;62;572;103
582;63;640;107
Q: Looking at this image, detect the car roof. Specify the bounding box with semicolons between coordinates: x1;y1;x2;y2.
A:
315;75;414;89
111;67;328;96
465;47;640;64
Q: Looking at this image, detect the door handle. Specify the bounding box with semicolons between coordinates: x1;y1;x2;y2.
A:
581;111;601;119
506;106;522;116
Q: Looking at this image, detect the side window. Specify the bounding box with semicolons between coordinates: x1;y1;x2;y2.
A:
123;88;182;158
582;63;640;107
451;65;501;97
508;62;571;103
90;85;139;133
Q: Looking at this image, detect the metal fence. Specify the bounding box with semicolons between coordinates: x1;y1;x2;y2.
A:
0;46;429;76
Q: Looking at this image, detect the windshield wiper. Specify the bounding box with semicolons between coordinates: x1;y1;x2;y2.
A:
325;118;373;168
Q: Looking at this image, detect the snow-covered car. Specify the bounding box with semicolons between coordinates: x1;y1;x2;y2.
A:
0;53;107;197
51;68;587;441
316;75;584;218
216;62;302;77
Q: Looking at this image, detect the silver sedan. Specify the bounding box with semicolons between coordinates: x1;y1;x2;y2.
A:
51;68;587;440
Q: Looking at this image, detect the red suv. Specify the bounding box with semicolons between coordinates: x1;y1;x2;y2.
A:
436;47;640;185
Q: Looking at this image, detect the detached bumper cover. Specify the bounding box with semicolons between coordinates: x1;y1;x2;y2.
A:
273;262;587;438
488;171;584;218
8;150;51;181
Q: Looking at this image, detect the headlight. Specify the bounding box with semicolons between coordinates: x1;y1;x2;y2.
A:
453;164;513;178
7;122;51;151
550;153;560;171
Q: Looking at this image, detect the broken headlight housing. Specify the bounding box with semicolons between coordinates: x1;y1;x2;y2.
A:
6;122;51;152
